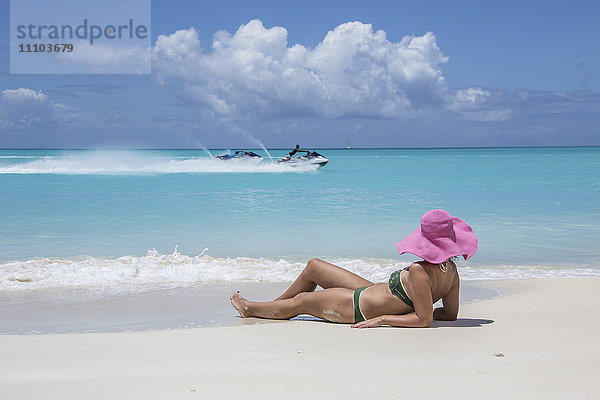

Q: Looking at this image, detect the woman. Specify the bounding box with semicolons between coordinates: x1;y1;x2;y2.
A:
230;209;478;328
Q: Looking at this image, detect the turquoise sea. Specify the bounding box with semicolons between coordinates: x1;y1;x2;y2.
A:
1;146;599;333
1;147;599;294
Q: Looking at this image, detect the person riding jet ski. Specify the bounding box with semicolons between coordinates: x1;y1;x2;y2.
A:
216;150;262;160
278;147;328;167
281;144;303;161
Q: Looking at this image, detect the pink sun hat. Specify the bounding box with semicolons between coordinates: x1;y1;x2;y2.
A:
396;209;478;264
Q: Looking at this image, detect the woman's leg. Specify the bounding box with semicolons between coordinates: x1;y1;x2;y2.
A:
275;258;373;300
231;287;355;323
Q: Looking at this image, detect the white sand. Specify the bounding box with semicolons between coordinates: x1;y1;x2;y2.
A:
1;277;598;399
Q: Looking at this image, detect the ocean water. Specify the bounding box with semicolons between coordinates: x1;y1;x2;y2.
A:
1;147;599;296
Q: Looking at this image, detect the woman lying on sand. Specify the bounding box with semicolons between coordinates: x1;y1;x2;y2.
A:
231;209;478;328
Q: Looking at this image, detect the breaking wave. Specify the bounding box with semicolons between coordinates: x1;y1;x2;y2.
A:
1;247;599;293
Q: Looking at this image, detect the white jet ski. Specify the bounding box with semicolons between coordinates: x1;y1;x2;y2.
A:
215;150;263;161
278;151;328;167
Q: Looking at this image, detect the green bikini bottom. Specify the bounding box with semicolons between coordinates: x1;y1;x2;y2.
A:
353;287;368;323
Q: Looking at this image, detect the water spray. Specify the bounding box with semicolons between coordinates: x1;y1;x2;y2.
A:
197;142;214;158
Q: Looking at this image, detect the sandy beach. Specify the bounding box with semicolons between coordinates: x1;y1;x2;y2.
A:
1;277;598;399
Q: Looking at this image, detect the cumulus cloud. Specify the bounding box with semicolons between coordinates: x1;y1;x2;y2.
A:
0;88;75;132
153;20;482;119
453;87;490;107
0;88;55;130
1;88;49;104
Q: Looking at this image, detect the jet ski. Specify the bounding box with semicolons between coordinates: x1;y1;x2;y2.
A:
216;150;263;161
278;151;328;167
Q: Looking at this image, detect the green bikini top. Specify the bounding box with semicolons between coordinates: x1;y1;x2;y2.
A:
388;267;414;308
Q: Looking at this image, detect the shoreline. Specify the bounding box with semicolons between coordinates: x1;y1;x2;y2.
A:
1;277;599;398
1;280;498;335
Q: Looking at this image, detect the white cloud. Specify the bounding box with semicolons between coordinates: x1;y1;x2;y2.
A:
1;88;49;104
0;88;75;131
153;20;479;119
0;88;54;130
56;41;151;74
453;87;490;107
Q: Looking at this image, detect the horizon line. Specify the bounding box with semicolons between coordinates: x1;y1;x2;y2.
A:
1;145;599;151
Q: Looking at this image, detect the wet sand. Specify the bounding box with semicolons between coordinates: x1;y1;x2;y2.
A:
0;281;496;334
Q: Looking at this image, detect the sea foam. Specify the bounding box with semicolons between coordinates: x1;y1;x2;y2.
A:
1;248;599;294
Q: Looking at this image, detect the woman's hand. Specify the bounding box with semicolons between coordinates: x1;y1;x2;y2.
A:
351;316;384;329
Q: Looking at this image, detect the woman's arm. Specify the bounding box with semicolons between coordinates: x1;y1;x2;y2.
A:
433;278;459;321
351;312;432;328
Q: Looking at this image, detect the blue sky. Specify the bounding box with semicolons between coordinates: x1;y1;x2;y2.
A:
0;0;599;148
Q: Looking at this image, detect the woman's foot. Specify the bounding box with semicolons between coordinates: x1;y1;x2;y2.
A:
230;291;250;317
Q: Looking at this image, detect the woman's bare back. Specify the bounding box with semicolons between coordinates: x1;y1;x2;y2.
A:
359;260;459;320
407;261;459;303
